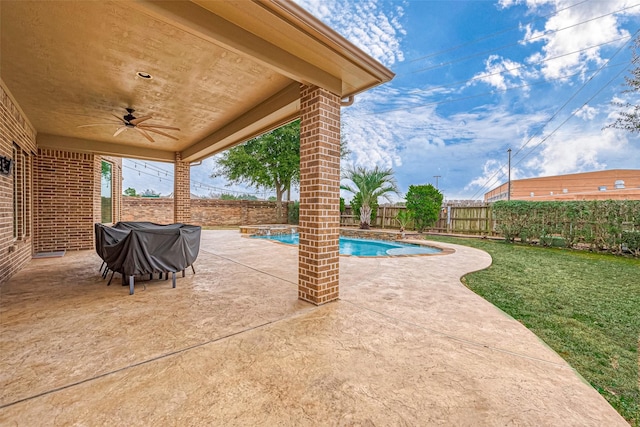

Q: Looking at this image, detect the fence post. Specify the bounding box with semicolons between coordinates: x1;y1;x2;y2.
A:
385;206;388;228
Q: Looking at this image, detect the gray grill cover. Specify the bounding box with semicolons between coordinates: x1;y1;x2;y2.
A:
96;222;201;277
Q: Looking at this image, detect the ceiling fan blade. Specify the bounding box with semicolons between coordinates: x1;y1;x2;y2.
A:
135;127;155;143
112;114;127;124
141;127;179;141
113;126;127;137
138;123;181;131
77;122;120;128
130;116;152;125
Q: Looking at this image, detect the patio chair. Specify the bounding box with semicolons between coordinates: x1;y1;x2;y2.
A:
94;223;130;283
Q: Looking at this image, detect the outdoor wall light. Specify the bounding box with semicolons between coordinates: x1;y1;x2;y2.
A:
0;155;13;175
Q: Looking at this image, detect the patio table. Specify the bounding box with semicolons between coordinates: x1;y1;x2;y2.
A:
96;222;201;294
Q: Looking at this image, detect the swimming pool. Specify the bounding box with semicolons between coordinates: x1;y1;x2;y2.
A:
254;233;442;257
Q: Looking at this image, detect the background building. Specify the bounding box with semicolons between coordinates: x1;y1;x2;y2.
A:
484;169;640;202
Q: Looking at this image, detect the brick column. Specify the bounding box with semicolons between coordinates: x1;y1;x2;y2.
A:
174;152;191;224
298;85;341;305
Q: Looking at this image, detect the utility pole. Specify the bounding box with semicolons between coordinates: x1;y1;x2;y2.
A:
507;148;512;201
433;175;441;189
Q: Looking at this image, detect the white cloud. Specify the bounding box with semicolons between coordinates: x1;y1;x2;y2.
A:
503;0;640;81
523;127;629;176
342;85;552;199
573;104;598;121
469;55;537;91
295;0;406;67
341;88;405;170
465;158;521;193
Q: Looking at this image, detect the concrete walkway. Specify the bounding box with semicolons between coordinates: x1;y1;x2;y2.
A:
0;230;627;425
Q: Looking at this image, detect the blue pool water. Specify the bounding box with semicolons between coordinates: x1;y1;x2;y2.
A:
254;233;441;257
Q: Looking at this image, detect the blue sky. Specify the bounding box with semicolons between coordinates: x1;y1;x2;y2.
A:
123;0;640;201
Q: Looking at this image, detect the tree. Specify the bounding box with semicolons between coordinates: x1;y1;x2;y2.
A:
213;119;352;221
219;193;259;201
124;187;138;197
341;166;399;229
405;184;443;232
213;121;300;221
140;188;160;197
350;192;378;226
607;34;640;133
219;193;238;200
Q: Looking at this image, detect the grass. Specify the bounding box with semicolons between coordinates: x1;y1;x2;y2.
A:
425;235;640;425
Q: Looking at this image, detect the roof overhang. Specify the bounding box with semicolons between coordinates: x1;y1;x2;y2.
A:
1;0;394;163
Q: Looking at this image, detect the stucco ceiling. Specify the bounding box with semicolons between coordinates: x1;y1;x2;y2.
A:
1;0;393;163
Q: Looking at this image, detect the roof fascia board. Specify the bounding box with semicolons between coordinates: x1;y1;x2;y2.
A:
262;0;395;86
132;0;342;94
37;134;176;162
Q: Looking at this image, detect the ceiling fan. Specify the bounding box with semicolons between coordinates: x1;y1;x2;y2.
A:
78;108;180;142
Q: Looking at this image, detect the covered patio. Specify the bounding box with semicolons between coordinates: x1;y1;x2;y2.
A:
0;1;629;424
2;0;394;303
0;231;626;425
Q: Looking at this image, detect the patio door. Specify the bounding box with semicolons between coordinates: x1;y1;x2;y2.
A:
101;161;113;223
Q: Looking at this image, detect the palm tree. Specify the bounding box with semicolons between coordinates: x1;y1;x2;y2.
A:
341;166;399;229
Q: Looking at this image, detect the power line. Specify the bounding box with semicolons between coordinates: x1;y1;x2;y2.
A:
465;32;637;200
476;63;629;199
358;61;627;117
513;63;631;170
404;0;592;65
406;3;640;75
413;42;629;98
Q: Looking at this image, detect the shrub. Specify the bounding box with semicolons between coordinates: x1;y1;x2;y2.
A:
492;200;640;255
622;230;640;256
395;210;412;231
288;201;299;225
405;184;443;232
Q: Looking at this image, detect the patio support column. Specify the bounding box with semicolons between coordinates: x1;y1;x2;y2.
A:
298;84;341;305
174;151;191;223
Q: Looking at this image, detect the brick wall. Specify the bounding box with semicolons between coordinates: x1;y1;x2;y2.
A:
121;197;288;226
485;169;640;201
0;81;37;284
122;197;174;223
34;149;97;252
174;152;190;223
189;199;288;226
33;151;122;253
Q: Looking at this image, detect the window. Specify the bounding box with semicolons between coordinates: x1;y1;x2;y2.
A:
12;144;18;239
12;143;29;240
101;161;113;223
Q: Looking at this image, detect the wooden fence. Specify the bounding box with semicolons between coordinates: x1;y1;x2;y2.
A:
341;204;497;236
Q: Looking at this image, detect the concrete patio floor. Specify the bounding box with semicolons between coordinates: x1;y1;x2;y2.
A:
0;230;627;426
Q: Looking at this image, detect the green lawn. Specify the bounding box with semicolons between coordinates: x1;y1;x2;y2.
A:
425;235;640;425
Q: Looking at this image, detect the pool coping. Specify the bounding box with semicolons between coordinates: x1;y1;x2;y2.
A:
246;230;455;258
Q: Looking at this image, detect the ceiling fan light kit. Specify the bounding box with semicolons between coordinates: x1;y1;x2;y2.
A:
78;107;180;142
